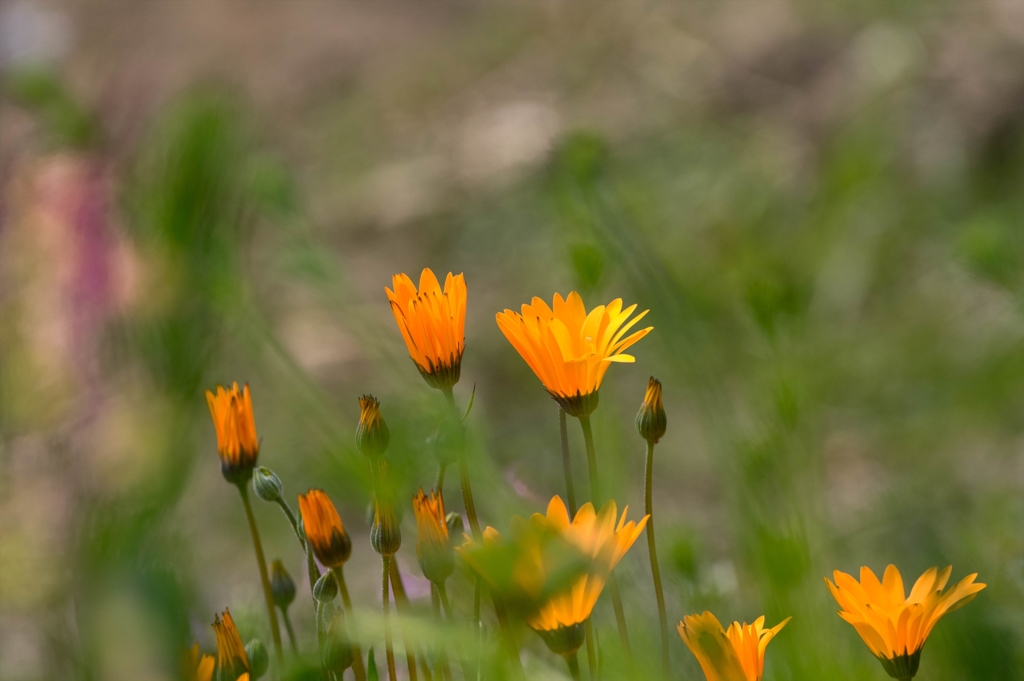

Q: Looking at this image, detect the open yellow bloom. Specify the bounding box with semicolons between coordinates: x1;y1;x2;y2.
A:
678;611;790;681
496;292;652;416
460;496;646;656
826;565;986;679
386;269;467;390
412;488;454;584
205;382;259;484
187;643;215;681
212;609;249;680
299;489;352;568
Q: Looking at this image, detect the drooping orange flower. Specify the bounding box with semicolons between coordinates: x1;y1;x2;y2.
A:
212;609;249;680
826;565;985;679
187;642;215;681
205;383;259;483
412;488;454;584
298;489;352;568
386;269;467;390
678;611;790;681
496;292;652;416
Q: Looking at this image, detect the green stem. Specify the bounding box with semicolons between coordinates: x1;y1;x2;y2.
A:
645;441;670;678
431;585;453;681
442;387;481;540
238;483;284;664
577;415;634;676
438;582;471;681
388;561;421;681
566;651;582;681
383;556;397;681
333;567;367;681
281;607;299;655
306;534;322;612
275;497;306;549
559;407;577;515
584;619;597;681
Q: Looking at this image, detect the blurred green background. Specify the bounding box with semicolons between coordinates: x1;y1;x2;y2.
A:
1;2;1022;680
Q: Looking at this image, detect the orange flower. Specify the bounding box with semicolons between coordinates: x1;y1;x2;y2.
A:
386;269;467;390
187;643;214;681
205;383;259;483
678;611;790;681
298;489;352;568
355;395;390;459
212;609;249;680
826;565;985;679
496;292;651;416
412;488;453;584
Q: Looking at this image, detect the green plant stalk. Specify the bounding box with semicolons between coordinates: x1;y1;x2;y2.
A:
645;440;670;678
387;561;421;681
431;585;454;681
333;567;367;681
305;534;322;611
274;497;306;549
436;462;447;503
578;414;634;674
442;386;524;679
382;556;397;681
560;406;593;679
281;606;299;655
238;483;284;664
566;651;583;681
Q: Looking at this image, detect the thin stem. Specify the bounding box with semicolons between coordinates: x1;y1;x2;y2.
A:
432;585;453;681
238;484;284;664
388;561;420;681
436;462;448;504
584;619;597;681
281;608;299;655
275;497;306;549
438;582;472;681
645;441;670;678
442;387;481;540
559;408;577;516
577;415;634;675
333;567;367;681
566;652;583;681
306;534;322;612
382;556;397;681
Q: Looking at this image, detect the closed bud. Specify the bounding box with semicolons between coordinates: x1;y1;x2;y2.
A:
356;395;390;459
299;489;352;568
445;512;464;538
371;501;402;557
270;559;296;610
313;571;338;603
635;377;667;444
245;639;269;679
323;609;354;673
412;489;454;584
253;466;283;502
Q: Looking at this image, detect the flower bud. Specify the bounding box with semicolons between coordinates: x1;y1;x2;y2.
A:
356;395;390;459
371;501;402;557
445;512;464;538
245;639;269;679
299;489;352;568
270;559;296;610
635;377;666;444
313;571;338;603
323;609;354;674
412;489;454;584
206;383;260;485
253;466;283;502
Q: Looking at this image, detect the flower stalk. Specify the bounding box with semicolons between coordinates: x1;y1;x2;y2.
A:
237;483;284;664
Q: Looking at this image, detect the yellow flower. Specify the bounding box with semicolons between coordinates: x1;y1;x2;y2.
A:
212;609;249;680
187;642;215;681
205;383;259;484
298;489;352;568
460;496;646;656
678;611;790;681
826;565;985;679
386;268;467;390
412;488;454;584
496;292;652;416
